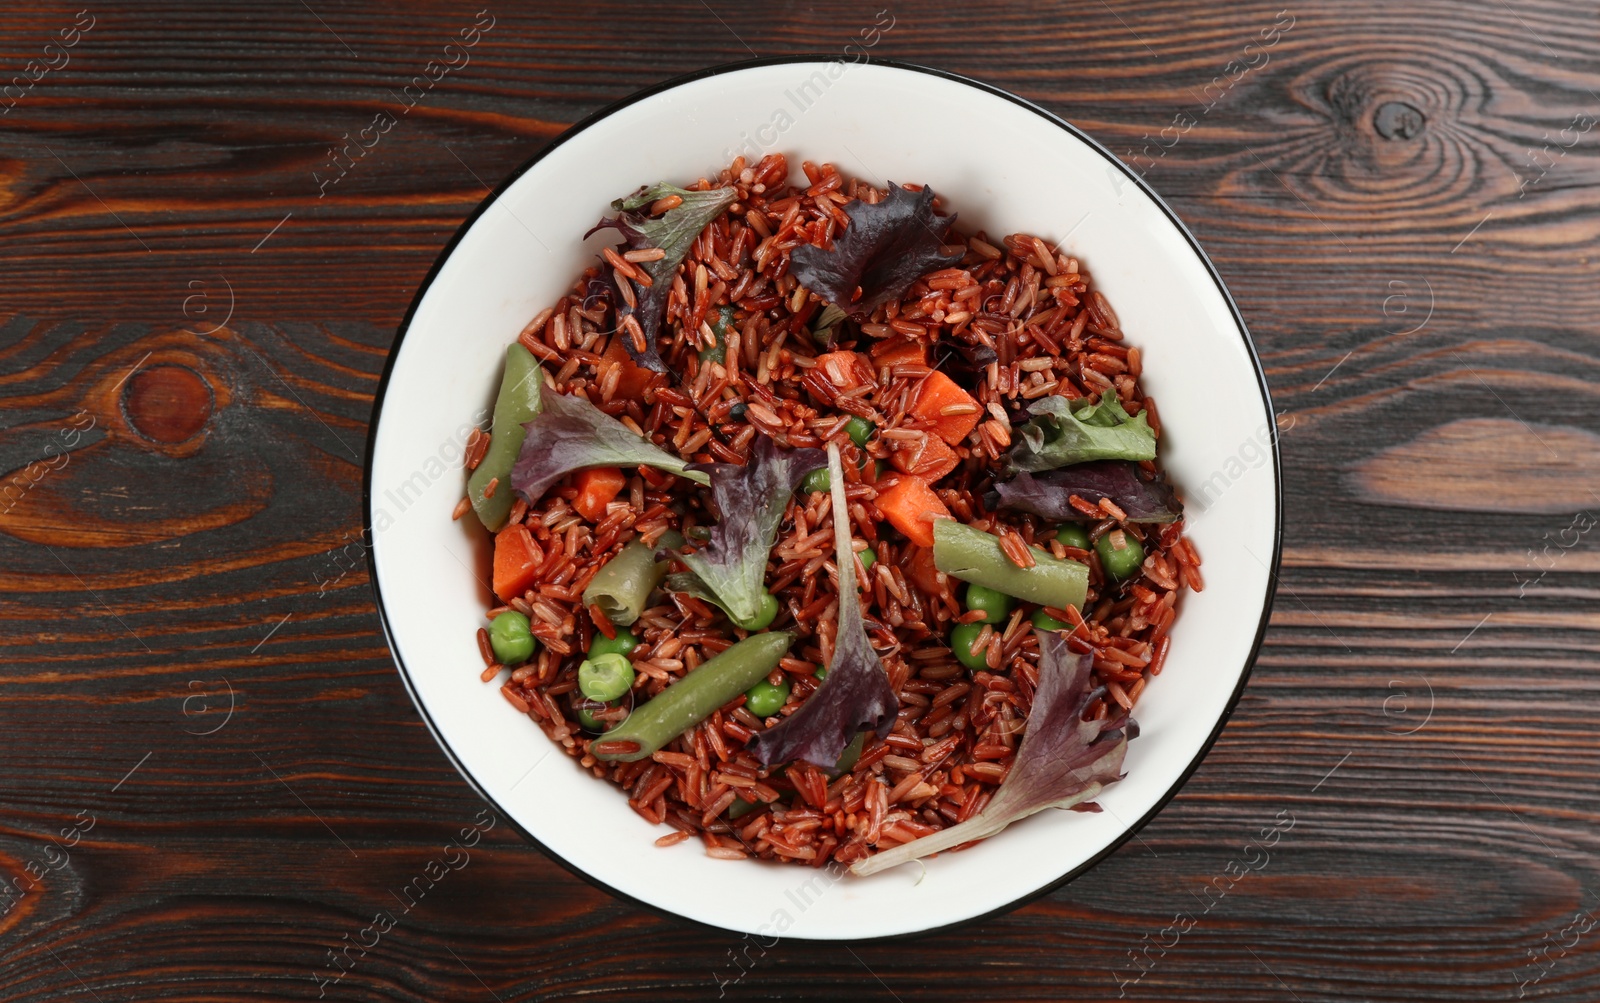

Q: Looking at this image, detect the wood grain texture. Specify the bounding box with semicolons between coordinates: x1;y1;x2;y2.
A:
1;1;1598;1000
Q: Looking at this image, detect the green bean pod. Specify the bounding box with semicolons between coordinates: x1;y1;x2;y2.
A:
583;541;667;627
829;731;866;778
592;631;794;762
468;343;544;531
583;530;684;627
932;519;1088;610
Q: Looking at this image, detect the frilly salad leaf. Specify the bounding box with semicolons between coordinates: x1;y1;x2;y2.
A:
509;383;710;504
850;629;1135;876
1010;393;1157;472
670;435;825;628
789;183;965;318
994;462;1182;523
587;182;738;372
746;442;898;768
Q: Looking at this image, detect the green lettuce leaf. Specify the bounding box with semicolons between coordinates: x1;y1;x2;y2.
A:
1009;393;1156;471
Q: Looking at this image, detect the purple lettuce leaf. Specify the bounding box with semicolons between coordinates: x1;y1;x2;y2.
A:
850;630;1135;876
993;462;1182;523
587;182;738;372
673;436;826;627
746;442;898;768
931;338;999;394
581;274;614;314
509;385;709;504
789;184;964;318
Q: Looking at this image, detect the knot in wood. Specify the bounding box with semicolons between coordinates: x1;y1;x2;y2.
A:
1374;101;1425;140
122;364;213;443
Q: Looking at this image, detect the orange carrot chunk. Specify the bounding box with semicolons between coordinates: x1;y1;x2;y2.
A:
815;351;873;389
874;475;951;548
910;371;981;445
901;544;953;603
602;335;658;400
493;523;542;601
572;467;626;521
890;434;960;482
869;338;927;369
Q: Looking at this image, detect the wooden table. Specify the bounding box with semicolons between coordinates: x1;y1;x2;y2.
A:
2;2;1595;999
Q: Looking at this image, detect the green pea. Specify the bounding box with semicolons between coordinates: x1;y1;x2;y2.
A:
1096;530;1146;581
588;629;639;660
728;797;758;819
572;695;609;732
845;416;875;447
1055;524;1092;551
700;304;736;362
1031;609;1071;631
950;622;987;671
736;592;780;631
857;546;876;570
579;652;634;702
964;584;1014;624
744;678;791;718
814;666;827;682
801;467;831;494
488;611;535;665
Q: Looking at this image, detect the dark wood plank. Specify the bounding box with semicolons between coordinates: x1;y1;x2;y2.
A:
1;0;1598;1000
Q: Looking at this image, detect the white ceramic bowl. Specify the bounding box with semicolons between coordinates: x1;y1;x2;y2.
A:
366;58;1280;940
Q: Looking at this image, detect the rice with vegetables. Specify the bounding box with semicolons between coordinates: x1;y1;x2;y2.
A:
458;154;1200;873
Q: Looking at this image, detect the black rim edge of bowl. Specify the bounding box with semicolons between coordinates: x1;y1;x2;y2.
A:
362;53;1283;944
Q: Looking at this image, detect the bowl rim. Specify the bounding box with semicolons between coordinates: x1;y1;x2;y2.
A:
363;54;1282;941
